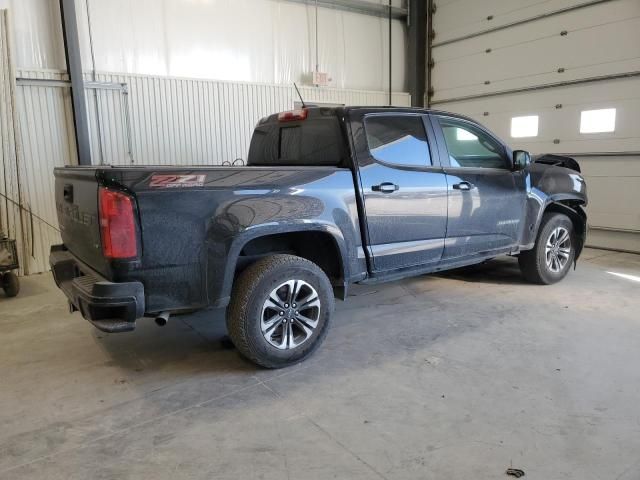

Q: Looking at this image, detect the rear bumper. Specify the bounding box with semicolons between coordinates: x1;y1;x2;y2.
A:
49;245;144;333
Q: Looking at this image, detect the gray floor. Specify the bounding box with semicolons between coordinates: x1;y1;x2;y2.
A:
2;248;640;480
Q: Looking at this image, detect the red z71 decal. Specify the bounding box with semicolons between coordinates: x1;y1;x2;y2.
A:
149;174;206;188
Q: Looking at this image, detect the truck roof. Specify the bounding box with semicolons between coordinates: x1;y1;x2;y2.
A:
258;105;478;126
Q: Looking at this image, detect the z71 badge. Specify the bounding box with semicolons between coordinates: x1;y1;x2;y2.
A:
149;174;206;188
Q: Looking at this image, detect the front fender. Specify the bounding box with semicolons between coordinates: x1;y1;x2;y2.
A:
521;194;587;263
520;163;587;249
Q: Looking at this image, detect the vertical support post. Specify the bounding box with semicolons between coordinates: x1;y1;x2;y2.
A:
407;0;427;107
388;0;392;105
59;0;91;165
426;0;433;107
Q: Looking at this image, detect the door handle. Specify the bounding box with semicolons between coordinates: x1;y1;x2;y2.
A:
63;184;74;202
452;181;474;191
372;182;399;193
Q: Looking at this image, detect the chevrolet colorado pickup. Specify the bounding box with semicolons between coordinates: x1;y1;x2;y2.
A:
51;107;587;367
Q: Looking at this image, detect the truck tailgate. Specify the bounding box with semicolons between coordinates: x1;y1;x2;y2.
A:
54;168;110;277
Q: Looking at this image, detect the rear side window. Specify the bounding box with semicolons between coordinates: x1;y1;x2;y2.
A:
364;115;431;167
248;116;345;166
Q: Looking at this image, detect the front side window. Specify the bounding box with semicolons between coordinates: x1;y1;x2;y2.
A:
364;115;432;167
438;117;509;169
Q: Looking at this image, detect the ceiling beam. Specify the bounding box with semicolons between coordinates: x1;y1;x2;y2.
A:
280;0;408;20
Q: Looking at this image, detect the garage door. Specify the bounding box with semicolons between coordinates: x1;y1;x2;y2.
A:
429;0;640;253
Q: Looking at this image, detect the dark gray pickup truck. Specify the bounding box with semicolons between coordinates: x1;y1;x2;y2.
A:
51;107;587;367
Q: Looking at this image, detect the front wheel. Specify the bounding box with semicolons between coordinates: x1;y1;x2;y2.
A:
519;212;575;285
226;254;334;368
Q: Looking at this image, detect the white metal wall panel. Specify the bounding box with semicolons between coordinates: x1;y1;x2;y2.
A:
0;12;69;276
13;69;76;274
11;67;409;272
431;0;640;252
0;0;408;93
0;0;65;70
2;0;412;273
0;9;20;256
89;71;410;166
1;0;407;92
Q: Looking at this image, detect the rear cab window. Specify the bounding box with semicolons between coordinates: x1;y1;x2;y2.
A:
248;109;347;167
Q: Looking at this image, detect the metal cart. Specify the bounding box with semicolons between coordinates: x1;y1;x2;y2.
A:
0;234;20;297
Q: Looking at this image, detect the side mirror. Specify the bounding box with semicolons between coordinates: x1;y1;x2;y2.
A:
513;150;531;171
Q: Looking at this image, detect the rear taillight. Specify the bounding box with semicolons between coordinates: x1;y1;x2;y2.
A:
278;108;308;122
99;187;138;259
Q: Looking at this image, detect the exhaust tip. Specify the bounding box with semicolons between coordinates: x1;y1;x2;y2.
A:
155;312;170;327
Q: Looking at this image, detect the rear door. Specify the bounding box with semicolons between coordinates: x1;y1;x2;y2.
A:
350;110;448;271
430;114;526;259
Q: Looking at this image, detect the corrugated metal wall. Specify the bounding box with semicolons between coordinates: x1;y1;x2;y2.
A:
87;71;410;166
3;0;408;91
1;10;30;276
0;10;16;239
13;69;76;275
1;0;413;274
11;67;410;274
71;0;408;92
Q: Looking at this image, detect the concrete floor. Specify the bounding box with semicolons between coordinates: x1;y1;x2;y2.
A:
1;248;640;480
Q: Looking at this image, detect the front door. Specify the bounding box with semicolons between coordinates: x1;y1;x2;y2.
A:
352;112;448;271
431;115;526;260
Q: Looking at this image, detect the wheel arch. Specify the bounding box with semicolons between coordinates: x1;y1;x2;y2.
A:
219;225;349;303
540;199;587;262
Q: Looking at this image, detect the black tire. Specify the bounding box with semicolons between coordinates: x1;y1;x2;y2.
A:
2;272;20;297
226;254;334;369
519;212;575;285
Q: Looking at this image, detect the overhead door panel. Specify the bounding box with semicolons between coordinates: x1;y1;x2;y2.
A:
433;0;608;45
432;0;640;101
439;79;640;154
430;0;640;252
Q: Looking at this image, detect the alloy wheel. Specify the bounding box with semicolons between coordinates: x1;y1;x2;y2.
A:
260;280;321;350
545;226;571;273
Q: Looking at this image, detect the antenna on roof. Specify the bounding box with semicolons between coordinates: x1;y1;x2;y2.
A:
293;83;306;109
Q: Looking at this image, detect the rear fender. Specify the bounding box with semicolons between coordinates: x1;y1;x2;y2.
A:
217;223;350;305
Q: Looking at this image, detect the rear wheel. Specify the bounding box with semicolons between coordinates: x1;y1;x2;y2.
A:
226;254;334;368
519;212;574;285
2;272;20;297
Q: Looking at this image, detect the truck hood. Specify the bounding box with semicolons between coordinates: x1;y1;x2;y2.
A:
532;154;581;173
528;156;587;207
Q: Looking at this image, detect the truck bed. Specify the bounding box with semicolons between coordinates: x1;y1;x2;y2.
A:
54;164;365;315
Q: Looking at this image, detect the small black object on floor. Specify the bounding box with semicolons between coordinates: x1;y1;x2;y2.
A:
506;468;525;478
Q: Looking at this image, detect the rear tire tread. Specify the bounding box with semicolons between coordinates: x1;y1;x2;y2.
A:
227;254;333;369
